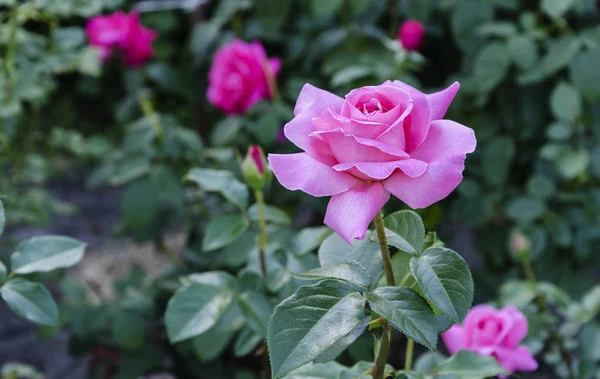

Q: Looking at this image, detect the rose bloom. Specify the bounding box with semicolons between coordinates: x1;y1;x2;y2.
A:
86;11;156;67
398;20;425;51
442;305;538;375
268;81;475;243
207;39;281;115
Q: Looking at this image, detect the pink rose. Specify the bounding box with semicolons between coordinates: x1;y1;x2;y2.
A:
442;305;538;375
268;81;475;243
398;20;425;51
86;11;156;67
207;39;281;115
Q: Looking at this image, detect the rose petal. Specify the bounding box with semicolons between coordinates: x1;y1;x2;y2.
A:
269;57;282;76
388;80;432;152
333;159;427;181
294;84;344;117
284;112;337;166
501;306;528;348
324;182;390;244
313;128;409;164
384;119;476;208
441;325;467;354
342;85;413;128
494;346;538;373
312;109;392;140
427;81;460;120
268;153;358;197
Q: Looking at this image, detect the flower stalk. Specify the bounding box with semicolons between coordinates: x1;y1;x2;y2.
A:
255;189;267;276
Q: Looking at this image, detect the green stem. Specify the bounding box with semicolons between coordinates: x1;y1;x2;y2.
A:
372;211;395;379
374;212;395;286
4;10;18;82
155;235;183;267
255;189;267;276
404;337;414;371
521;259;537;284
138;95;164;141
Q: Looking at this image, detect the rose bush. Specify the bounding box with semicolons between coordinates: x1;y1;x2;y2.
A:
269;81;476;243
443;305;538;375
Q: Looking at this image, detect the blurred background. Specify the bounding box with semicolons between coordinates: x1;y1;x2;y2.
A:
0;0;599;378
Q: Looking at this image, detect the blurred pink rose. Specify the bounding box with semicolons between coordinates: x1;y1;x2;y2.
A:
268;81;475;243
398;20;425;51
86;11;156;67
442;305;538;375
207;39;281;115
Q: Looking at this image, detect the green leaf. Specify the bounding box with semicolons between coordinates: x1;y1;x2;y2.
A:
185;168;249;209
234;326;263;357
0;278;58;326
521;36;581;84
202;213;250;252
557;149;590;179
331;65;372;87
110;311;145;351
473;42;511;93
0;200;5;237
311;0;343;18
434;350;508;378
267;280;367;378
569;50;600;100
192;303;244;362
281;362;346;379
344;362;395;379
507;35;538;70
295;261;371;290
0;261;6;283
550;81;582;122
409;248;473;324
364;287;437;350
481;137;515;186
541;0;575;18
384;210;425;255
293;227;331;256
210;117;242;146
11;236;87;274
313;317;369;363
239;291;273;338
248;203;291;225
376;251;414;288
505;197;546;223
165;277;235;342
318;231;382;288
254;0;291;31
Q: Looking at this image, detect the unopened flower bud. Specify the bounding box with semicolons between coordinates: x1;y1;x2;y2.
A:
398;20;425;51
242;145;271;191
510;230;532;261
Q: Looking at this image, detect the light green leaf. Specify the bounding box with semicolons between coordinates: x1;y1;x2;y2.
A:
557;149;590;180
473;42;511;93
210;117;242;146
267;280;367;378
410;248;473;323
319;231;383;288
248;203;291;225
0;278;58;326
293;227;332;256
0;200;5;237
376;251;414;288
165;279;235;343
384;210;425;255
295;261;371;290
0;261;6;283
521;36;581;84
507;35;538;70
550;81;582;122
311;0;343;18
313;317;369;363
541;0;575;18
434;350;508;378
365;287;437;349
505;197;546;223
331;65;372;87
202;213;250;252
192;303;244;362
11;235;87;274
281;361;346;379
185;168;249;209
239;291;273;338
234;326;263;357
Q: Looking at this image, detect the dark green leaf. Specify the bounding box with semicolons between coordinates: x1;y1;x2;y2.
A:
254;0;291;31
434;350;508;378
210;117;242;146
0;200;5;237
384;210;425;255
376;251;413;288
202;213;250;252
311;0;343;18
295;261;371;290
239;291;273;338
192;303;244;362
248;203;291;225
0;278;58;326
268;280;367;378
569;50;600;99
185;168;249;209
409;248;473;323
111;311;145;351
281;361;346;379
293;227;332;256
508;35;538;70
11;236;87;274
473;43;511;93
234;326;263;357
0;261;6;283
313;317;369;363
481;137;515;186
541;0;575;18
364;287;437;349
505;197;546;223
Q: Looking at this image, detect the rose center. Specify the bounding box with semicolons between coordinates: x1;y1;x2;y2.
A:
360;98;386;116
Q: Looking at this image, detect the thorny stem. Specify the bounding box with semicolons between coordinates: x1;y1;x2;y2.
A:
255;189;267;276
138;95;164;140
372;211;395;379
